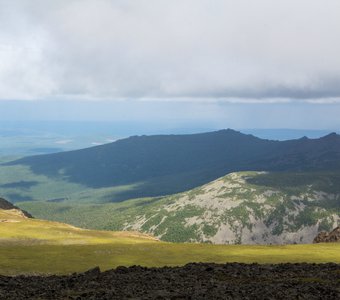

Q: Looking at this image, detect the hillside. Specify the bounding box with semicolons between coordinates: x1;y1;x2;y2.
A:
3;129;340;203
19;171;340;245
1;199;340;276
0;198;156;246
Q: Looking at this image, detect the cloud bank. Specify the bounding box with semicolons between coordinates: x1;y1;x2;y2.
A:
0;0;340;102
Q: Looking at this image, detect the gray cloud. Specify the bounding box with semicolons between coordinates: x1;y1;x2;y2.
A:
0;0;340;101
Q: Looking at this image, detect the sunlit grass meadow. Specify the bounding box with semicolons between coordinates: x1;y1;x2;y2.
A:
1;208;340;275
1;241;340;275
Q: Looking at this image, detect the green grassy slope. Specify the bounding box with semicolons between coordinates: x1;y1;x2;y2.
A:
1;208;340;275
2;243;340;275
18;171;340;245
0;208;156;245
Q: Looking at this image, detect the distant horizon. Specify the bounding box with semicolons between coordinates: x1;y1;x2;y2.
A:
1;101;340;132
0;120;339;157
0;119;338;138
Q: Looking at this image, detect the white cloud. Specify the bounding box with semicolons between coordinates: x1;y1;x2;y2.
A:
0;0;340;101
55;139;73;144
305;98;340;104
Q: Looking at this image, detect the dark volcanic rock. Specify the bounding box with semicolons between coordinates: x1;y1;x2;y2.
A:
0;198;16;210
0;263;340;299
314;227;340;243
0;197;33;218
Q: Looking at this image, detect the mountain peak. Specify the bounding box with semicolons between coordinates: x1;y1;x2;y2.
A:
321;132;340;140
219;128;241;134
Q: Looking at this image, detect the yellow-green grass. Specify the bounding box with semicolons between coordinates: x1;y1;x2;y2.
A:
1;243;340;276
1;209;340;275
0;209;156;246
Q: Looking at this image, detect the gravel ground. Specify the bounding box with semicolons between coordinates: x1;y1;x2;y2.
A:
1;263;340;299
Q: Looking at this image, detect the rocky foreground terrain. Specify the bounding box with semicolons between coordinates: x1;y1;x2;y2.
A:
1;263;340;299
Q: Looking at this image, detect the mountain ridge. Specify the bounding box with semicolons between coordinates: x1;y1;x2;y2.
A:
4;129;340;202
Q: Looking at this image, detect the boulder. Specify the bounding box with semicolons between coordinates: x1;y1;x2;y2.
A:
313;227;340;243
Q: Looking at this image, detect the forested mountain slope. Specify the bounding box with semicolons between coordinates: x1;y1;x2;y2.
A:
19;171;340;244
5;129;340;202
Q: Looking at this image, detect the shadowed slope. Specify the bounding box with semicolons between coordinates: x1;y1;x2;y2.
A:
5;129;340;201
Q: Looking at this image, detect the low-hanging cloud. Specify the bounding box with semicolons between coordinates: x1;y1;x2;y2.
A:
0;0;340;102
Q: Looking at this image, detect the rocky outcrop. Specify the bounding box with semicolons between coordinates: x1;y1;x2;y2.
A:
314;227;340;243
0;263;339;299
120;172;340;245
0;198;33;218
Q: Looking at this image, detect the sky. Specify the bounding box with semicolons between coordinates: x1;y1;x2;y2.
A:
0;0;340;130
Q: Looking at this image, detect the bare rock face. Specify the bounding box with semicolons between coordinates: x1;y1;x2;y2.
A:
313;227;340;243
0;197;33;218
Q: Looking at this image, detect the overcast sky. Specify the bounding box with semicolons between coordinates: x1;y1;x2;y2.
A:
1;0;340;129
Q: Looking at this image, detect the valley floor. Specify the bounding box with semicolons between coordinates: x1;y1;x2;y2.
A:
1;262;339;299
